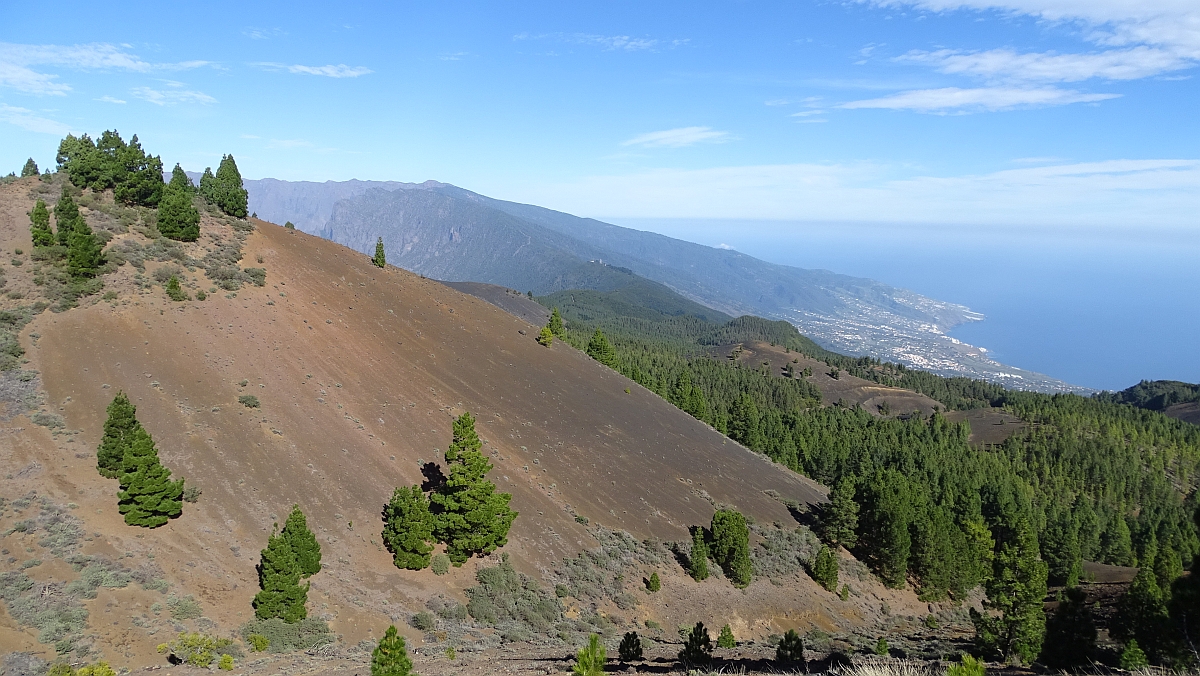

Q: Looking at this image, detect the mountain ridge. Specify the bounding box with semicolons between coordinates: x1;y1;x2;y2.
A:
243;177;1086;393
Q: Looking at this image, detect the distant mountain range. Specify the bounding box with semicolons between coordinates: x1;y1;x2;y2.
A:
242;177;1087;393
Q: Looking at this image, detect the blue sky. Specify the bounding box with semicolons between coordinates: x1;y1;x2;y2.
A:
2;0;1198;226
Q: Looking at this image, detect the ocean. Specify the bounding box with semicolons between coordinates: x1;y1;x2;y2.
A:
611;218;1200;392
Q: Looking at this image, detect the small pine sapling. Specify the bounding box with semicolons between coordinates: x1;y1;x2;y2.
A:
1120;639;1148;670
776;629;805;665
371;625;414;676
373;237;387;268
689;527;709;581
165;276;189;301
678;622;713;667
619;631;643;662
647;571;661;592
718;624;736;649
537;326;554;346
574;633;606;676
946;654;985;676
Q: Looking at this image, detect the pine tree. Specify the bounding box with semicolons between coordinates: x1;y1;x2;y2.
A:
1100;514;1134;566
1154;543;1183;600
729;395;765;450
618;631;643;662
373;237;386;268
819;475;859;548
281;505;322;577
30;200;54;247
430;412;517;565
1112;566;1169;662
1120;639;1149;670
647;571;661;592
711;509;752;587
253;528;309;623
21;158;38;177
812;545;839;592
67;216;103;277
678;622;712;667
1040;585;1096;669
199;168;217;203
382;485;434;570
717;624;735;648
164;276;188;301
585;329;617;367
54;188;80;246
969;518;1047;664
861;469;912;588
1042;504;1082;586
116;426;184;528
370;625;413;676
157;165;200;241
776;629;805;665
97;392;138;478
213;155;248;217
549;308;566;339
574;633;606;676
689;527;709;581
112;134;164;207
536;326;554;346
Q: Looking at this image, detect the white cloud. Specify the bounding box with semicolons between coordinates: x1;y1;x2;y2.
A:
0;103;72;135
514;158;1200;226
900;46;1194;82
95;95;125;104
621;126;731;148
243;27;286;40
287;64;372;78
440;52;470;61
840;86;1119;111
132;84;217;106
513;32;686;52
0;42;211;95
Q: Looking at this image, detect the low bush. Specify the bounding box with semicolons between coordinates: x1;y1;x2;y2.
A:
431;553;450;575
0;572;89;646
167;594;202;620
466;555;563;641
410;611;435;631
238;617;333;653
238;395;260;408
158;632;234;668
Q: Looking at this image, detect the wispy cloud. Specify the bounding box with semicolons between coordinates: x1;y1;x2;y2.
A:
900;46;1194;83
840;86;1119;112
288;64;372;78
523;159;1200;225
440;52;470;61
0;42;211;95
242;27;286;40
621;126;731;148
0;103;72;135
132;82;217;106
95;95;126;104
514;32;687;52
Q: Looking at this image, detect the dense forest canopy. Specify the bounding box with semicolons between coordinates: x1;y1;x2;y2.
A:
538;287;1200;606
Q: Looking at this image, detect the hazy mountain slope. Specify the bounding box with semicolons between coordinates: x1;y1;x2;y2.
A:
244;177;416;233
245;178;1086;393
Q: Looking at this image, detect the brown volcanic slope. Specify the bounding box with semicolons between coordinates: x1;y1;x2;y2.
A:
0;178;930;671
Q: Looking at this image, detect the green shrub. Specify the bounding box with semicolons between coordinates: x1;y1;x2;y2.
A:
875;637;889;655
644;619;660;630
243;267;266;286
465;555;562;639
247;634;269;652
410;611;435;631
947;654;985;676
238;617;332;653
238;395;260;408
218;654;234;671
430;553;450;575
159;632;233;667
573;633;606;676
182;485;202;503
164;276;188;301
167;594;202;620
0;571;89;645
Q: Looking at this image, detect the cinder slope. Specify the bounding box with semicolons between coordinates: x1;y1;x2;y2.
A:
0;178;930;671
